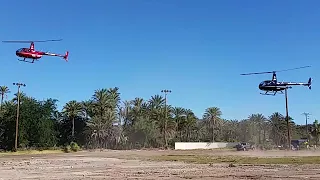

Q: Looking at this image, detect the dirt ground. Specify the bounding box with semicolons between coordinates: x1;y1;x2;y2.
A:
1;149;320;180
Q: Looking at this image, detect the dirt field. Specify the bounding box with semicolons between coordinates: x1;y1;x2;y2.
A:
1;149;320;179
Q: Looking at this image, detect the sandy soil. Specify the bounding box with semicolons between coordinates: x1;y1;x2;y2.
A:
1;149;320;180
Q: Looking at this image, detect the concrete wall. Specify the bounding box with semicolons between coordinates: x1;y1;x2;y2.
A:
174;142;238;150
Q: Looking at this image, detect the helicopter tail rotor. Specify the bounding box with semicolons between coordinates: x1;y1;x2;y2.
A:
63;51;69;62
307;78;312;90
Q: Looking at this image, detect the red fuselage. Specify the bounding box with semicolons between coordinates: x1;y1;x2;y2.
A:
16;48;44;59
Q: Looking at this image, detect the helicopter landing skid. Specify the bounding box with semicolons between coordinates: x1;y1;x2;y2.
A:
260;91;284;96
18;58;34;63
260;92;276;96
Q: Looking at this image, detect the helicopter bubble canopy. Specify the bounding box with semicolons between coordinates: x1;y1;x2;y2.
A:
259;81;265;86
259;80;272;86
16;48;24;53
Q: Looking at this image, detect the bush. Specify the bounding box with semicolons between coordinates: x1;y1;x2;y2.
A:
70;142;80;152
64;145;71;153
261;143;273;150
63;142;80;153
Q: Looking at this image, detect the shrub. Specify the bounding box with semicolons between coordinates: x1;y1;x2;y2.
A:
70;142;80;152
64;145;71;153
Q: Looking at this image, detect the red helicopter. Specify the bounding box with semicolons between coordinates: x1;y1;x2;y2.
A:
2;39;69;63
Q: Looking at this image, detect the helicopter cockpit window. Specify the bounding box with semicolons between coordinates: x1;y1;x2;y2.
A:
259;82;265;86
16;48;23;52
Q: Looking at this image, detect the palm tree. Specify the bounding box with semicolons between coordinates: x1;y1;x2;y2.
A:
120;100;132;127
268;112;294;146
148;95;168;147
148;95;165;110
203;107;222;142
82;100;94;119
89;89;119;148
0;86;10;110
92;89;114;117
92;89;118;123
131;98;145;124
62;100;83;140
222;119;239;142
87;108;117;148
311;120;320;146
107;87;121;109
171;107;185;140
183;109;197;141
248;113;267;145
12;92;28;104
52;110;63;122
269;112;285;145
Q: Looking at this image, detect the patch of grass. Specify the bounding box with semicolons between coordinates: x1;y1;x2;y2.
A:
176;147;235;151
149;154;320;165
0;149;63;156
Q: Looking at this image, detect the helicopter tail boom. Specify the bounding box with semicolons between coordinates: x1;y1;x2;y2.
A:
283;78;312;89
43;51;69;62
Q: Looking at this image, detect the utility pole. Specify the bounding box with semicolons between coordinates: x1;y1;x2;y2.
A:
161;89;171;149
284;87;291;150
13;82;26;151
302;112;311;140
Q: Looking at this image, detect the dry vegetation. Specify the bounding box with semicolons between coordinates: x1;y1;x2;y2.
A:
2;149;320;179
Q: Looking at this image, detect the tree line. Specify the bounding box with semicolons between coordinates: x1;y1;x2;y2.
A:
0;85;319;151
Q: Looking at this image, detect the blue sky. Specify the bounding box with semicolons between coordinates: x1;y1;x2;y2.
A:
0;0;319;124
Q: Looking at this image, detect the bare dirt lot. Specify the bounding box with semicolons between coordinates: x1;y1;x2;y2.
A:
1;149;320;179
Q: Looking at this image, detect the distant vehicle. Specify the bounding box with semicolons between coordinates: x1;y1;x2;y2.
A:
291;139;308;150
235;142;255;151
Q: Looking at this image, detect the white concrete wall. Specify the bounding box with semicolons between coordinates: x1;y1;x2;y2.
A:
175;142;238;150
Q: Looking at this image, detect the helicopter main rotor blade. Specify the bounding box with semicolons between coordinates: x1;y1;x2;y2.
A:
2;41;33;43
240;66;311;76
2;39;62;43
275;66;311;72
240;71;274;75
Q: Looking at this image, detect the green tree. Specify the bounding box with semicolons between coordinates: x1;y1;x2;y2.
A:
248;113;267;145
0;86;10;110
62;100;83;140
182;109;197;141
203;107;222;142
86;88;120;148
311;120;320;146
0;85;315;151
148;95;169;147
171;107;185;140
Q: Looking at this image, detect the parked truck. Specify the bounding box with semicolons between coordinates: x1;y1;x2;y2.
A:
235;142;255;151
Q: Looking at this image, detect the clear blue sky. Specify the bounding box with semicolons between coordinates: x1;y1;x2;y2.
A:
1;0;319;124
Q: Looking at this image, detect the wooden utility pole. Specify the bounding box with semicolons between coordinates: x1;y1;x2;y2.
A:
161;89;171;149
13;82;26;151
284;87;291;150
